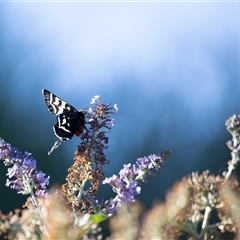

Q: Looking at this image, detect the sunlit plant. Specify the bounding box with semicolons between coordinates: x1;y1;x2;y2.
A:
1;94;240;240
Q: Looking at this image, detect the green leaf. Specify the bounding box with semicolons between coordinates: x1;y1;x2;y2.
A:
90;213;109;223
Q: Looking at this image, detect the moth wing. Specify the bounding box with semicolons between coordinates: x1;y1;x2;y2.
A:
53;113;75;141
42;89;77;115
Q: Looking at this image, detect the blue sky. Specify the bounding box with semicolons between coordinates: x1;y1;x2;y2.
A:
2;3;240;102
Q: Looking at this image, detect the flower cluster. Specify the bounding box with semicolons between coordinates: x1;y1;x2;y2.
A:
136;180;189;240
61;95;118;212
101;149;171;214
224;114;240;179
108;172;240;240
0;138;49;199
105;114;240;239
102;114;240;239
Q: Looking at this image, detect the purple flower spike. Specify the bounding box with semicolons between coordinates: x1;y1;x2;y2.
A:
102;149;171;214
0;137;49;198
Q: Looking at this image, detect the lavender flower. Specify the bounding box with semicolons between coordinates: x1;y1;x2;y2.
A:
102;149;171;214
0;138;49;198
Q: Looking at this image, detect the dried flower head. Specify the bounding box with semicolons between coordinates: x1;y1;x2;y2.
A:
218;180;240;238
224;114;240;180
0;191;102;240
107;201;143;240
61;96;117;213
139;180;189;240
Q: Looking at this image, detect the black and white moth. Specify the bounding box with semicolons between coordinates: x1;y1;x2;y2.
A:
42;89;85;155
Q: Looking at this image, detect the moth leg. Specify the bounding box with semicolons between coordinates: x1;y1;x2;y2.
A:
48;139;62;155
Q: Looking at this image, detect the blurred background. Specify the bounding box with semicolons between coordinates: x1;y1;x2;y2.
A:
1;3;240;214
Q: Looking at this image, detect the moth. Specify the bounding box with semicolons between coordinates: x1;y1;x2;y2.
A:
42;89;85;155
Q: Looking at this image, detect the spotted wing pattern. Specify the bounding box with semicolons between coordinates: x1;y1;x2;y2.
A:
42;89;85;155
42;89;77;115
